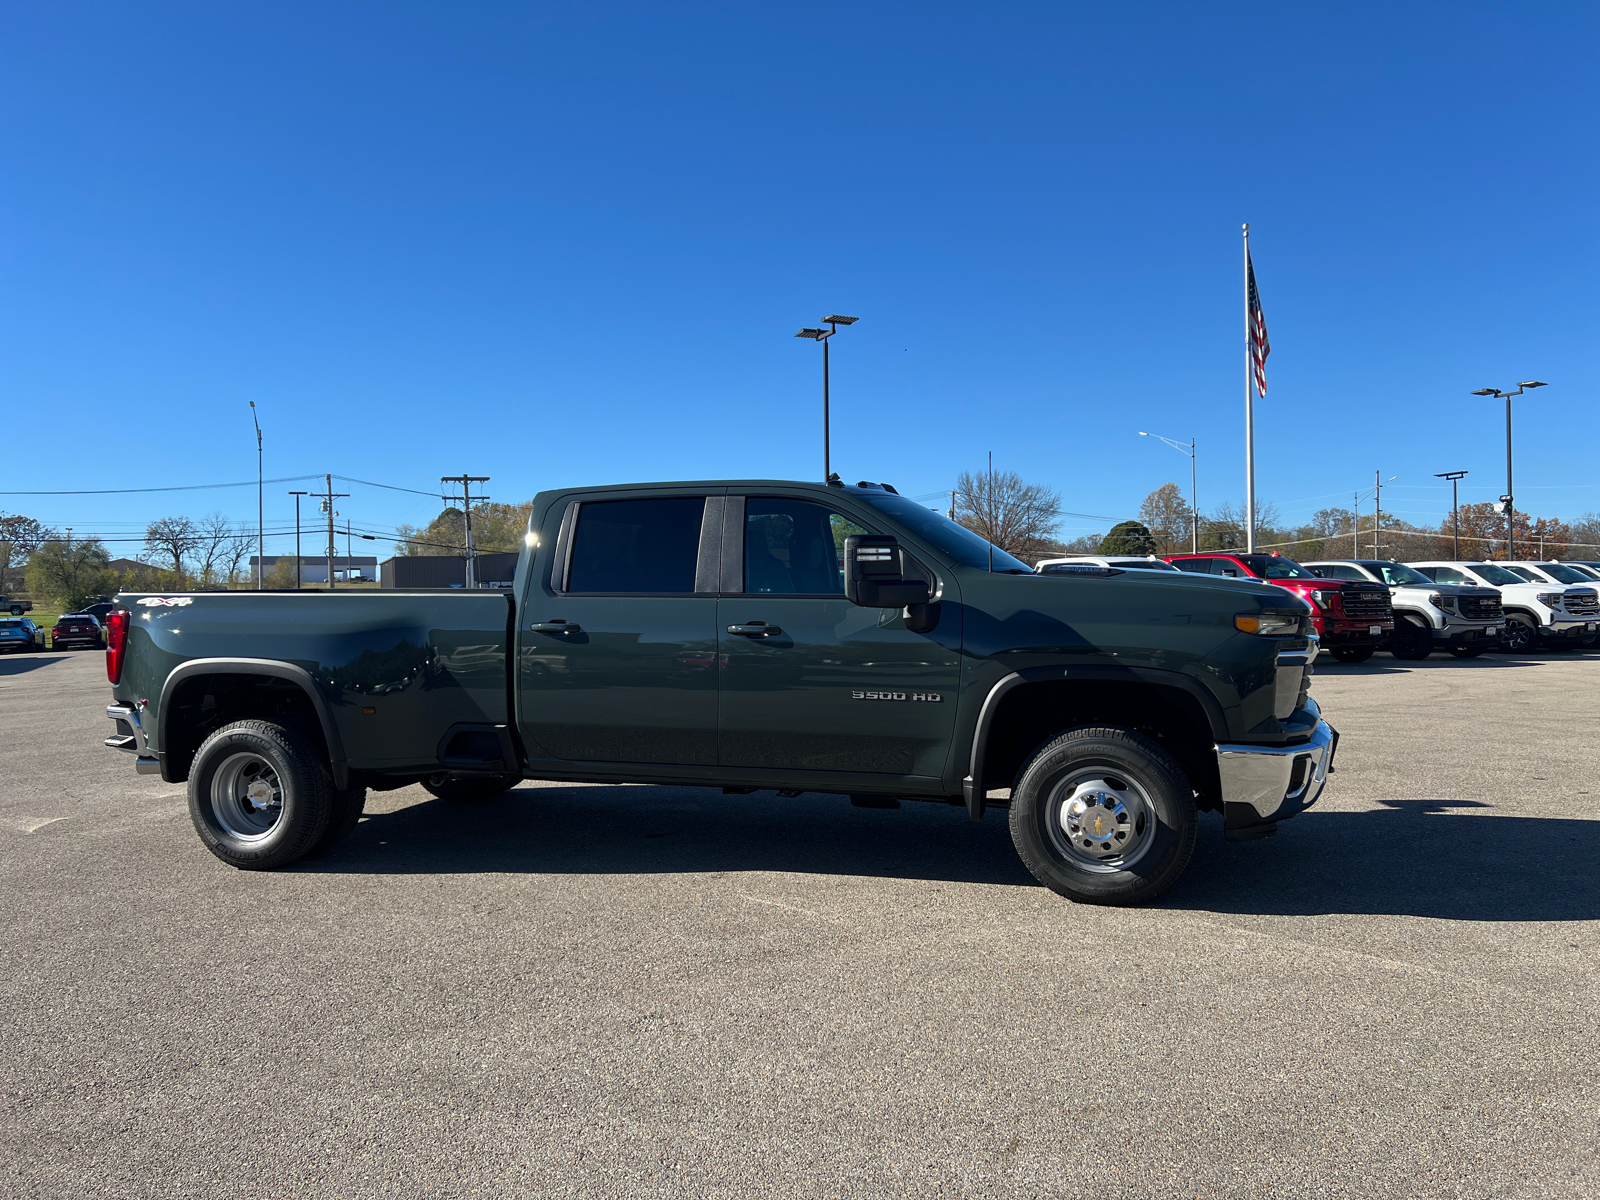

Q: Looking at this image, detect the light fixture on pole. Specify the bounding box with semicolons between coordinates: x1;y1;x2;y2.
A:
794;315;858;483
1373;472;1396;558
248;402;264;590
1139;432;1199;553
1433;471;1468;559
1470;381;1547;560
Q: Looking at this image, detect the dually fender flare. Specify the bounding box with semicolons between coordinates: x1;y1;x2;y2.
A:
959;664;1230;823
158;657;349;788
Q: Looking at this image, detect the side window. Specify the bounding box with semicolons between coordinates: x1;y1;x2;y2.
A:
566;497;705;593
1213;559;1244;578
745;498;869;595
1170;558;1212;574
1319;565;1364;581
1429;567;1465;585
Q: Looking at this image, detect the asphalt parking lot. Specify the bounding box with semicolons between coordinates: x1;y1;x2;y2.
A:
3;647;1598;1199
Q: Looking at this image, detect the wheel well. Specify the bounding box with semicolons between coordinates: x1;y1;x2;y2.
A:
978;680;1221;810
162;672;332;782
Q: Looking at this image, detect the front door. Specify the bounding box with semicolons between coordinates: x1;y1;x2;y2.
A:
717;494;960;779
518;494;720;765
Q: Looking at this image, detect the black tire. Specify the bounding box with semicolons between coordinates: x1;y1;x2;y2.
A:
1501;614;1538;653
308;786;367;856
187;720;334;870
422;772;520;803
1330;646;1375;663
1388;617;1432;660
1008;726;1197;906
1447;645;1486;658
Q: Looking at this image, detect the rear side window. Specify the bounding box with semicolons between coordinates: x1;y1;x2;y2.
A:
1212;559;1245;578
745;498;869;595
566;498;705;593
1315;564;1366;581
1422;566;1461;584
1170;558;1214;574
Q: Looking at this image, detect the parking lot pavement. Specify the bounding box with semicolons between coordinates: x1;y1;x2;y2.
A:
2;649;1598;1198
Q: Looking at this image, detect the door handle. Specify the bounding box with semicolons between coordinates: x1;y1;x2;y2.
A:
727;622;782;636
531;621;581;633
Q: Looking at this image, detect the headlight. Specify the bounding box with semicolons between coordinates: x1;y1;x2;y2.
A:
1428;593;1456;611
1235;611;1302;636
1537;592;1563;609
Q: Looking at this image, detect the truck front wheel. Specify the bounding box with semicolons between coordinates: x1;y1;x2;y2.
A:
1389;617;1433;660
1008;727;1197;906
1501;614;1538;653
187;720;334;870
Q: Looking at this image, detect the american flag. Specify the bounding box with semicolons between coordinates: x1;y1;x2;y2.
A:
1247;250;1270;397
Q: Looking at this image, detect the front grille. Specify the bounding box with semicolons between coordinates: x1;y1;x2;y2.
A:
1339;586;1393;618
1565;589;1600;616
1459;594;1503;621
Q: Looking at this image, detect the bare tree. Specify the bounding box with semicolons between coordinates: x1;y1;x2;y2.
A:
954;469;1062;556
144;516;202;586
195;513;234;586
221;531;255;584
0;513;55;594
1137;484;1193;554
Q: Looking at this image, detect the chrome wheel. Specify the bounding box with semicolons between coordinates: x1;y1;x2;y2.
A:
210;752;285;842
1046;769;1156;874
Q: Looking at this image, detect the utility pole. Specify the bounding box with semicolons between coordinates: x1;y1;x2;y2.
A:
288;492;307;589
949;490;956;521
346;518;353;578
310;476;348;589
1352;493;1359;557
441;474;491;588
249;402;264;589
1374;470;1380;559
1434;471;1467;559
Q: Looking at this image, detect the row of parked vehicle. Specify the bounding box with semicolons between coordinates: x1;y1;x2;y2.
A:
0;604;117;654
1036;552;1600;661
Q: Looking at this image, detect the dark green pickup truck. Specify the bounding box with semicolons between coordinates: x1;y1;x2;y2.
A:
103;479;1335;904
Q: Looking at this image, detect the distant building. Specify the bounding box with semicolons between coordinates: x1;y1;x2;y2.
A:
249;555;378;584
380;553;518;589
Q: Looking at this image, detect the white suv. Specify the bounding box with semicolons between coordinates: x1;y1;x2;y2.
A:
1035;555;1182;573
1302;559;1503;659
1408;561;1599;652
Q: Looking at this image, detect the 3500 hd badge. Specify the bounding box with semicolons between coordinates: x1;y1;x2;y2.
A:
851;690;941;702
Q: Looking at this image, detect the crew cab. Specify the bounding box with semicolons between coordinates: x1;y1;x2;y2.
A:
1408;561;1599;653
101;478;1337;906
1165;552;1393;663
1301;559;1503;659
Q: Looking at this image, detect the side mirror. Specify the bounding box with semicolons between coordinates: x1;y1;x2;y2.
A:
844;534;934;608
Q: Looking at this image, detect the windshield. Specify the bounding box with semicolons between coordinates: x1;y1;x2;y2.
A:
1535;563;1592;584
855;492;1035;572
1369;562;1432;586
1237;554;1315;580
1467;563;1525;586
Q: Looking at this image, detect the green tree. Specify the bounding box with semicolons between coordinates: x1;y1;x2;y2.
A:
1137;484;1193;554
395;502;533;556
28;538;118;610
1098;521;1156;555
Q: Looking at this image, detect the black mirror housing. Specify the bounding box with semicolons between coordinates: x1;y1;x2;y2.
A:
844;534;934;607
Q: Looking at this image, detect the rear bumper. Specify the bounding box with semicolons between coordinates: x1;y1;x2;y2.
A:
1216;706;1337;839
105;704;162;775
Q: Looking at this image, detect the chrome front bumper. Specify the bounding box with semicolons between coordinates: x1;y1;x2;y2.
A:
105;703;162;775
1216;711;1337;821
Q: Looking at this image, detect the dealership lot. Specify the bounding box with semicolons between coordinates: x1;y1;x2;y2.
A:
3;648;1598;1198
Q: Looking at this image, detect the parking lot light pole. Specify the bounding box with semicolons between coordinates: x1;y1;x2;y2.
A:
794;315;858;482
1471;382;1547;560
288;491;308;589
1434;471;1468;559
249;402;263;590
1139;432;1198;552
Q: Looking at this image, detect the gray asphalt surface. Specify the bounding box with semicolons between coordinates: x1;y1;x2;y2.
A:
2;647;1597;1198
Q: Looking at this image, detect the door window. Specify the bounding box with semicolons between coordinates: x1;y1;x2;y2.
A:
1316;564;1366;581
566;498;705;593
744;498;868;595
1212;559;1245;578
1170;558;1214;574
1426;567;1466;584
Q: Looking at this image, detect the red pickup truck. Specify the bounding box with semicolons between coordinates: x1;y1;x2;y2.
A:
1165;553;1394;662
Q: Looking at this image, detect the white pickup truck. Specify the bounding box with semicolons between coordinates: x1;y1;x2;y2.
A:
1408;561;1599;653
1303;559;1503;659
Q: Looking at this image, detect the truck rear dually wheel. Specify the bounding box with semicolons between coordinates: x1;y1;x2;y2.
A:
187;720;334;870
1008;727;1197;906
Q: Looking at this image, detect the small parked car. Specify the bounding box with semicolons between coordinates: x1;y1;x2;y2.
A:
1165;552;1394;662
51;613;104;650
1407;561;1599;652
1302;559;1503;659
0;617;46;652
1036;555;1182;574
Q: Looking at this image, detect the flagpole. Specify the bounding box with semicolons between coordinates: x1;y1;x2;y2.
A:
1243;222;1256;553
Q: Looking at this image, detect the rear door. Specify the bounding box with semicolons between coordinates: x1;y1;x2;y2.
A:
518;492;721;766
715;493;960;780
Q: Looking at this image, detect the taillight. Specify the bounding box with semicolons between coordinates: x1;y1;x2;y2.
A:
106;610;130;683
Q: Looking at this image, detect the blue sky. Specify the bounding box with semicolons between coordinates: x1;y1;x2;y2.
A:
2;3;1596;555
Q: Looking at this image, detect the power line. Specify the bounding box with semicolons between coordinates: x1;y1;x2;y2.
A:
0;475;323;496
